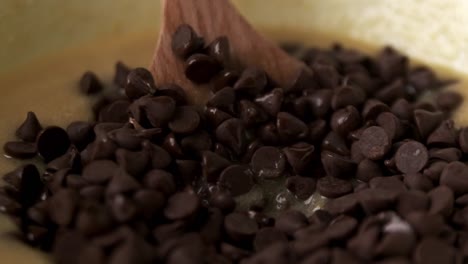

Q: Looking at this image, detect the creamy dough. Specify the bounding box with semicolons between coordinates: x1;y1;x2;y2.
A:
0;29;466;263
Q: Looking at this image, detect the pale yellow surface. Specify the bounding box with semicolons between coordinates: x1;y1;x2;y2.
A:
0;0;468;263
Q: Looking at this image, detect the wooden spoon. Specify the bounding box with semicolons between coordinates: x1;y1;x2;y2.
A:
150;0;306;105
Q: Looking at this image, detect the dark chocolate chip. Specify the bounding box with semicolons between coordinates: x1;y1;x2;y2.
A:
376;112;403;140
212;70;239;93
356;159;382;182
307;89;333;118
207;86;235;113
376;47;407;82
142;140;172;169
185;53;221;84
308;119;328;143
369;176;406;195
325;193;359;216
202;151;231;183
436;91;463;112
391;98;413;121
216;118;246;155
277;112;308;141
157;84;187;105
164;191;200;220
251;146;286;179
76;200;112;236
109;193;137;222
317;175;353;198
395;141;428;173
428;185;454;218
313;64;340;89
403;173;434;192
46;147;81;173
257;122;280;145
218;165;254;196
224;212;258;243
143;169;176;196
107;127;143;150
361;99;390;120
168;106;200;134
115;148;149;177
358;126;391;160
321;151;356;179
397;190;429;217
238;100;268;127
326;215;358;241
413;237;455;264
282;142;315;174
207;36;231;66
16;111;42;142
459;127;468;153
171;24;203;59
106;169;141;197
234;67;267;96
79;71;103;95
125;68;156;100
275;210;308;236
286;176;316;200
175;159;201;185
253;227;287;252
255;88;284;117
82;160;118;184
142;96;176;128
114;61;131;88
331;85;365;110
3;141;36;159
204;107;232;128
429;147;461;162
66;121;95;150
210;189;236;213
98;100;130;123
440;161;468;196
180;131;212;155
134;189;165;220
357;188;396;214
37;126;71;162
413;109;444;139
427;120;457;147
375;79;406;104
289;68;317;92
49;189;79;226
423;161;447;182
80;139;117;165
322;131;350;156
331;105;361;136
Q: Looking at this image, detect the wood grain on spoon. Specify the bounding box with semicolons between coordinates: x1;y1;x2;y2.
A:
150;0;306;105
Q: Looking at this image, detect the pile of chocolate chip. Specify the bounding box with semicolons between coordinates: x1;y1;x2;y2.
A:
1;24;468;264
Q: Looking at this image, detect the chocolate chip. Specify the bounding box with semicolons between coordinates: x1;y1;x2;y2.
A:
306;89;333;118
347;225;379;260
376;47;407;82
202;151;231;183
143;169;176;196
234;67;267;96
210;189;236;213
79;71;103;95
238;100;268;127
207;36;231;66
36;126;71;162
369;176;406;196
376;112;403;140
286;176;316;200
403;173;434;192
427;120;457;147
212;70;239;93
255;88;284;117
181;131;212;155
361;99;390;120
331;85;365;110
125;68;156;100
396;190;429;217
80;185;104;200
167;106;200;134
436;91;463;112
317;175;353;198
175;159;201;185
106;169;141;196
322;131;350;156
428;185;454;218
375;79;406;104
321;151;356;179
98;100;130;123
218;165;254;196
331;106;361;136
76;201;112;236
395;141;428;173
289;68;317;92
185;53;221;84
326;215;358;241
283;142;315;174
207;86;235;113
391;98;413;120
134;189;165;220
49;189;79;226
107;127;143;150
224;212;258;243
251;146;286;179
429;147;461;162
325;193;359;216
66;121;95;150
357;188;396;214
109;194;138;222
414;237;455;264
440;161;468;196
114;61;131;88
413;109;444;139
46;147;81;173
308;119;328;143
171;24;203;59
143;96;176;128
16;111;42;142
275;210;308;236
216;118;246;155
356;159;382;182
257;122;280;144
313;64;340;89
164;191;200;221
277;112;308;141
358;126;391;160
423;161;447;182
459;127;468;153
3;141;36;159
82;160;118;184
253;227;287;252
142;141;172;169
115;148;149;177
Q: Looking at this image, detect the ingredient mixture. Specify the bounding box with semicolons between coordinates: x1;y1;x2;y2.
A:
1;24;467;264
